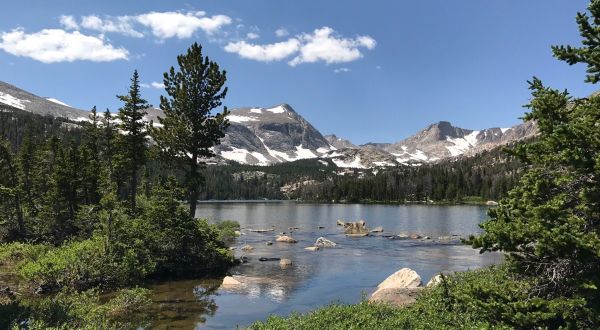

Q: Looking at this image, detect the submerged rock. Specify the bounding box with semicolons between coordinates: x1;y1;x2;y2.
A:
315;237;337;248
259;257;280;262
241;245;254;251
409;233;422;239
370;226;384;233
336;220;345;226
304;246;320;252
266;241;273;246
279;258;292;267
276;235;298;243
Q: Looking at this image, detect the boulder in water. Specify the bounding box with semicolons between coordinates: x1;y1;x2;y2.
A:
315;237;337;248
344;220;369;236
276;235;298;243
280;258;292;267
305;246;320;252
222;276;242;286
370;226;383;233
241;245;254;251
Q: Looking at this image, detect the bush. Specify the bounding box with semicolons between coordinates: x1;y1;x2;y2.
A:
1;287;151;329
18;236;111;291
213;220;240;243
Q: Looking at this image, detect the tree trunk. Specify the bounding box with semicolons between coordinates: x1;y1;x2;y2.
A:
188;155;198;218
131;169;137;210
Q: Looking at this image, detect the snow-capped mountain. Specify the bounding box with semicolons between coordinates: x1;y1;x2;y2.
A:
214;104;335;165
0;80;537;168
0;81;90;121
330;120;537;167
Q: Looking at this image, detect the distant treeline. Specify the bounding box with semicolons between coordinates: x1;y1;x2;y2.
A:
199;145;525;203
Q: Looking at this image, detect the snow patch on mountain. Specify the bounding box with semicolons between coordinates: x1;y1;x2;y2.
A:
228;115;259;123
46;98;70;107
0;92;30;110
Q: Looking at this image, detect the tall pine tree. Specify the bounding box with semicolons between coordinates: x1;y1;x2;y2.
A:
151;43;229;217
116;70;150;210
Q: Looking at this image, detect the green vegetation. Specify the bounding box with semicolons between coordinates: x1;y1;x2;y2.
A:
0;43;236;328
0;287;151;329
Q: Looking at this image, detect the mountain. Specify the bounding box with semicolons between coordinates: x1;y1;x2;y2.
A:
324;134;357;149
214;104;335;165
0;80;537;168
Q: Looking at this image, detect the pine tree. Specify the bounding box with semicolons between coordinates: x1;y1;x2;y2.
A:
79;106;101;204
470;1;600;325
0;138;25;240
116;70;150;210
151;43;229;217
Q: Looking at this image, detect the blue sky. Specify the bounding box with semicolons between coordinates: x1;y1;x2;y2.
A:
0;0;596;144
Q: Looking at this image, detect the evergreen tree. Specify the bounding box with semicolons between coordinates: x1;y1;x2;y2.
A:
0;138;25;240
470;1;600;325
116;70;150;210
79;106;101;205
151;43;229;217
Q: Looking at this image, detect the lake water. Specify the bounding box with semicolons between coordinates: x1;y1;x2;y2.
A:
146;202;501;329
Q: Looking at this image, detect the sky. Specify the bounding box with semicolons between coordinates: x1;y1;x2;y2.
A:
0;0;596;144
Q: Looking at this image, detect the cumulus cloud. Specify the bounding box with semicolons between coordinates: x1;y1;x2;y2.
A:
275;28;289;37
81;15;143;38
137;11;232;39
151;81;163;89
224;39;300;62
246;32;259;40
224;26;376;66
289;27;376;66
0;28;129;63
334;67;351;73
59;15;78;30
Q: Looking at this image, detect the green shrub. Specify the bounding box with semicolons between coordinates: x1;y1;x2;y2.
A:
212;220;240;243
2;287;151;329
18;236;111;291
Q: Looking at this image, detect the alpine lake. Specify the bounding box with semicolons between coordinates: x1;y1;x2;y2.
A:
142;201;502;329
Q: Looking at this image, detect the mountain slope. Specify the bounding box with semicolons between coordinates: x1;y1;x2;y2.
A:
214;104;335;165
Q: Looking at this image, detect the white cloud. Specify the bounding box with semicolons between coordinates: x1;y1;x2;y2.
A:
151;81;163;89
289;27;376;66
224;39;300;62
275;28;289;37
225;26;376;66
81;15;143;38
59;15;78;30
246;32;259;40
137;11;232;39
334;67;350;73
0;28;129;63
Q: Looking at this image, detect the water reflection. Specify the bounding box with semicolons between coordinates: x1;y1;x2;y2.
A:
143;202;501;329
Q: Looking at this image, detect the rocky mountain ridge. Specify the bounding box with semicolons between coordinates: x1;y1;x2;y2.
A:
0;80;537;168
